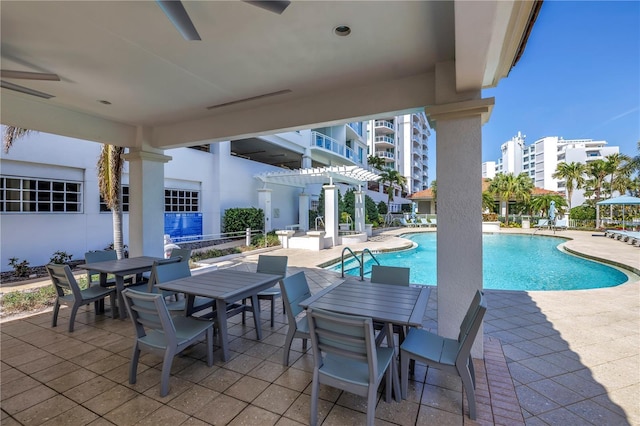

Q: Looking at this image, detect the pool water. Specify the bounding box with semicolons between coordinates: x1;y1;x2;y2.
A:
332;233;629;291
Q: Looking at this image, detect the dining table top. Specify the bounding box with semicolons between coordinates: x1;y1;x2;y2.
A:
299;278;431;328
154;269;283;302
78;256;163;274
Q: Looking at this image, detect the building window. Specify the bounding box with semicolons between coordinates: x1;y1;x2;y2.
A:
165;189;199;212
100;185;129;212
0;176;82;213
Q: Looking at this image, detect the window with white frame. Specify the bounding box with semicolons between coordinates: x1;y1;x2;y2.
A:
0;176;82;213
165;188;199;212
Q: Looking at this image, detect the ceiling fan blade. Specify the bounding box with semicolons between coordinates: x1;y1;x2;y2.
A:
1;70;60;81
156;0;201;41
243;1;291;15
1;80;55;99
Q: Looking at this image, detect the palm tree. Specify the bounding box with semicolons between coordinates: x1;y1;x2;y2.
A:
530;194;567;218
584;159;608;228
3;125;127;258
552;161;585;211
604;153;631;197
482;191;496;213
367;155;385;171
3;126;34;153
487;172;533;225
378;168;407;212
98;145;126;259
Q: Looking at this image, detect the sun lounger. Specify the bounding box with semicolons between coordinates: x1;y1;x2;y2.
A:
419;218;430;227
534;219;549;228
554;218;568;229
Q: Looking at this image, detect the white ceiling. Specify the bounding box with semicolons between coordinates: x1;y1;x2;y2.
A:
1;1;538;149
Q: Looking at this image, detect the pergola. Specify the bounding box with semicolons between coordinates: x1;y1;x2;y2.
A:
255;166;380;242
1;0;542;357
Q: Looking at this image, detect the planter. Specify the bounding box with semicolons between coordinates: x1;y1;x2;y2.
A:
365;223;373;237
482;221;501;232
339;223;351;231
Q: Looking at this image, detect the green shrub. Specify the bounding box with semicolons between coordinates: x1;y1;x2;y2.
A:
570;205;596;221
8;257;30;277
223;207;264;234
482;213;499;222
50;251;73;264
250;231;280;248
377;201;388;215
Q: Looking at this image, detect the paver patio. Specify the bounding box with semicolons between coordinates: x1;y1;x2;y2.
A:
1;229;638;425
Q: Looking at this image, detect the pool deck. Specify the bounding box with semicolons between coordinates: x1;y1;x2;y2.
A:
1;228;638;425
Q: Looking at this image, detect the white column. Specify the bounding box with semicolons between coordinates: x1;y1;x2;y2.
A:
323;184;339;247
123;149;171;258
258;189;273;232
299;192;310;231
427;97;493;359
354;189;365;234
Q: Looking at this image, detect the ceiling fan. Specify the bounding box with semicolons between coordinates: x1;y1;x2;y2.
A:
157;0;291;41
0;70;60;99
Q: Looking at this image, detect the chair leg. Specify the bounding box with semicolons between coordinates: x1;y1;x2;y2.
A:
309;370;320;426
400;350;409;399
52;300;60;328
68;305;80;332
459;365;477;420
160;349;176;397
206;328;214;367
282;329;295;366
468;355;476;388
385;363;392;402
366;386;377;426
129;343;141;385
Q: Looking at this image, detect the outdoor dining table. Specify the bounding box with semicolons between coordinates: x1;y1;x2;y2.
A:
299;278;431;402
78;255;163;319
155;269;282;362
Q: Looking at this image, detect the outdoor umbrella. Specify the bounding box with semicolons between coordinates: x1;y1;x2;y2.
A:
596;195;640;230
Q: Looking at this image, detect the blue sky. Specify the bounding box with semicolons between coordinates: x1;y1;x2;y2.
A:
429;1;639;180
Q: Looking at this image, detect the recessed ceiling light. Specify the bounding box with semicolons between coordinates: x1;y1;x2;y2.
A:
98;100;111;105
334;25;351;37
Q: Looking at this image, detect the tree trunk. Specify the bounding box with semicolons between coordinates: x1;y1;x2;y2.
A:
112;188;124;259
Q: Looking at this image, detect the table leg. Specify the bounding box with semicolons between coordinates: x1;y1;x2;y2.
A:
250;294;262;340
216;299;230;362
116;275;126;319
386;322;402;402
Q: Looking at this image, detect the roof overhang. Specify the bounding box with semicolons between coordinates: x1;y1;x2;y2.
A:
255;166;380;188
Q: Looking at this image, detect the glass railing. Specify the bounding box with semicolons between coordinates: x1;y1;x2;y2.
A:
375;151;395;160
375;135;394;145
374;120;394;130
348;122;363;136
312;131;369;164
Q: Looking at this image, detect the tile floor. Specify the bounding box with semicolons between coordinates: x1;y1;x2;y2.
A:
1;229;638;425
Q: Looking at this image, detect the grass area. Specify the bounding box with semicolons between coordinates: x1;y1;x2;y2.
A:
1;275;89;317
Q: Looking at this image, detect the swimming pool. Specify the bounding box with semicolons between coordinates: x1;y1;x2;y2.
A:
331;233;629;291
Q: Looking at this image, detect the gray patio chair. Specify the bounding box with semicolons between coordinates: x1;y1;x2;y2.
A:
279;271;311;366
400;290;487;420
148;257;215;315
169;247;192;261
307;307;395;426
122;288;214;397
242;255;288;327
370;265;410;345
46;263;117;332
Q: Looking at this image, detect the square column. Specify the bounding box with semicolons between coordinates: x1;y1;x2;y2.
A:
322;184;339;247
258;189;272;232
354;189;365;234
123;149;172;258
299;192;310;231
427;97;493;359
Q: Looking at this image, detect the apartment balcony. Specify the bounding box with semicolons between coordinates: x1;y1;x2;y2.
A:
347;121;364;138
376;151;395;162
310;131;361;166
374;135;395;149
374;120;395;135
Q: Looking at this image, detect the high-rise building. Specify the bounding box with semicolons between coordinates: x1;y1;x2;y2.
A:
483;133;620;207
366;112;430;195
